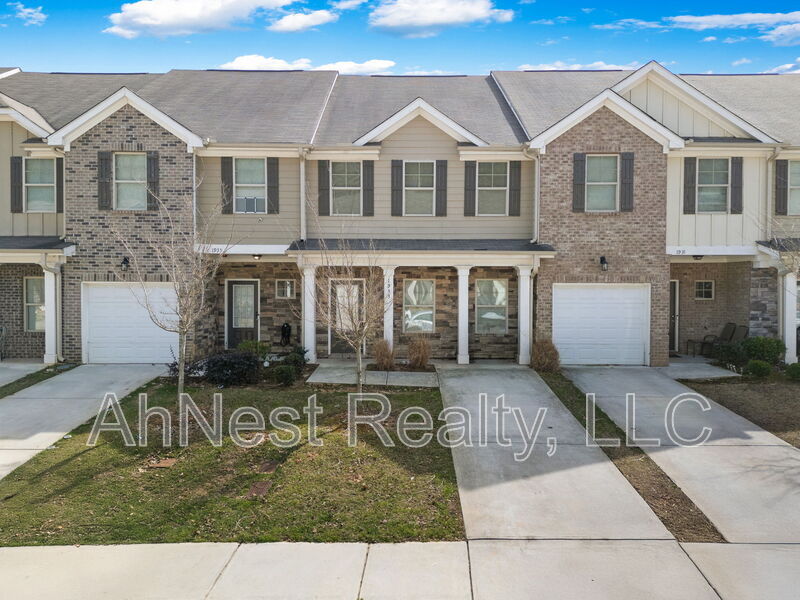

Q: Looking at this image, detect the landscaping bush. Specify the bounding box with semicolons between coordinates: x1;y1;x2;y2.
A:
167;351;206;380
741;337;786;366
531;339;560;373
289;345;309;365
744;359;772;379
408;337;431;370
282;352;305;370
237;340;271;360
267;365;298;386
785;363;800;382
204;351;262;386
713;342;748;368
373;339;394;371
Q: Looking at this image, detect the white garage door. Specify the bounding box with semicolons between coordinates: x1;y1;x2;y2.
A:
553;284;650;365
83;283;178;363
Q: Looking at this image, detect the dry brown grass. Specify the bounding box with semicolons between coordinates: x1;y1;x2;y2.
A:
532;339;560;373
373;339;395;371
408;337;431;371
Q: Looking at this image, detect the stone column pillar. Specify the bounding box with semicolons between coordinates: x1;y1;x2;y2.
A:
43;268;58;364
302;265;317;363
516;265;533;365
456;266;471;365
784;271;798;364
383;266;397;349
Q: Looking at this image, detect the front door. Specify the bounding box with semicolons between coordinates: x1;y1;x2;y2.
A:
330;280;362;355
227;280;259;348
669;280;679;354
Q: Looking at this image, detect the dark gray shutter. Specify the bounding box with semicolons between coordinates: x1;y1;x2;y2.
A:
620;152;634;212
318;160;330;216
508;161;521;216
572;153;586;212
435;160;447;216
391;160;403;216
362;160;374;216
730;156;743;215
267;157;279;214
146;151;159;211
775;159;789;216
221;157;233;214
464;160;476;216
56;157;64;213
10;156;23;213
683;157;696;215
97;151;113;210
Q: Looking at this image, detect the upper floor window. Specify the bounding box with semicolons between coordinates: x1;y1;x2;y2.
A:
234;158;267;214
403;279;434;333
789;160;800;216
586;155;619;212
404;161;435;216
697;158;729;213
331;161;362;216
24;158;56;213
476;279;508;334
24;276;45;332
114;153;148;210
477;162;508;216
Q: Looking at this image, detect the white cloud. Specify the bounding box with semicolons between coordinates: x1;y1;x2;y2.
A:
369;0;513;37
219;55;395;74
593;18;665;31
268;9;338;31
315;59;395;74
531;16;571;25
762;57;800;73
722;36;747;43
666;11;800;31
8;2;46;25
104;0;295;38
517;60;640;70
580;7;594;13
731;57;752;66
330;0;366;8
701;36;716;42
761;23;800;46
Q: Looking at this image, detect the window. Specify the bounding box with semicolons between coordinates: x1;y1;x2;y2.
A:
24;158;56;213
477;162;508;215
697;159;729;213
276;279;295;299
586;155;619;211
331;161;362;216
476;279;508;334
789;160;800;216
24;277;45;332
114;153;148;210
234;158;267;214
404;161;435;215
695;280;715;300
403;279;434;333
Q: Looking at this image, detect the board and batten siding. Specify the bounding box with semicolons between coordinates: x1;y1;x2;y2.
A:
666;155;765;248
0;122;64;237
307;117;534;239
196;155;301;245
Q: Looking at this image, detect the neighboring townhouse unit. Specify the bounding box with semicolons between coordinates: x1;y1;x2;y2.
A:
0;62;797;367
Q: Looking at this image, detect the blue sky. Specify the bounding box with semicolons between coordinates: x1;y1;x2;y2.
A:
1;1;799;75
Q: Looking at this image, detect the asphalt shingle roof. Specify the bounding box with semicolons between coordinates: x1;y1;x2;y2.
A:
0;236;73;250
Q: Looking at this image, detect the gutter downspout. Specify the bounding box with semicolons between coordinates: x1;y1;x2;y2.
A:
765;145;785;241
299;147;307;241
38;255;63;362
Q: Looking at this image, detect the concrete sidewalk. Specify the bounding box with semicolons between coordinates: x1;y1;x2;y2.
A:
0;363;165;480
307;360;439;387
0;360;43;387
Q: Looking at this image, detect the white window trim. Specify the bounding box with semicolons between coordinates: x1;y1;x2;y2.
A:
23;157;57;214
233;157;268;215
475;278;509;334
113;152;148;211
476;161;510;217
402;278;436;333
585;154;620;213
402;160;436;217
789;160;800;216
696;157;730;214
694;280;715;301
275;279;296;299
329;160;363;217
23;276;45;332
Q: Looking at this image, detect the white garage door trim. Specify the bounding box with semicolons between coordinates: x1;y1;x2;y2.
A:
553;283;651;366
81;282;179;364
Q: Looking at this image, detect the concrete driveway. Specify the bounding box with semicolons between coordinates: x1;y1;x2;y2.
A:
0;364;165;479
566;366;800;543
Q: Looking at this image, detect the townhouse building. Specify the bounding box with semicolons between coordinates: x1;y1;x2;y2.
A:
0;62;797;367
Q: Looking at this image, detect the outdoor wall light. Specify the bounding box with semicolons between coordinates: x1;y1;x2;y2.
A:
252;254;262;261
120;257;130;272
600;256;609;272
693;255;704;261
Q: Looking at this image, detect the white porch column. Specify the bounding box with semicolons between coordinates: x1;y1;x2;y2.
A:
302;265;317;363
516;265;533;365
383;266;397;349
43;268;58;364
783;271;798;364
456;266;471;365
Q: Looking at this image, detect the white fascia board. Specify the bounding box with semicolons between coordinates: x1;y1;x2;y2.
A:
197;243;290;255
0;91;53;134
48;87;204;152
667;245;758;256
612;61;776;144
306;148;382;161
0;108;51;139
197;146;301;158
458;147;532;161
0;68;21;80
529;90;684;154
0;249;71;263
353;97;487;147
289;250;555;268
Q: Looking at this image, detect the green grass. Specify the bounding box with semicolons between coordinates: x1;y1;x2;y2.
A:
0;380;464;546
0;364;77;400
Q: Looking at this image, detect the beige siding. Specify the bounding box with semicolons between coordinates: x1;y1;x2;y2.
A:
0;122;63;236
307;117;534;239
196;155;301;245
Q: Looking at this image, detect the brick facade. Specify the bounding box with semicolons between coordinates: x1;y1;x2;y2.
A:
535;107;670;366
0;264;45;359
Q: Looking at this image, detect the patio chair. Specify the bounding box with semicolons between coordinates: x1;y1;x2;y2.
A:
687;322;736;357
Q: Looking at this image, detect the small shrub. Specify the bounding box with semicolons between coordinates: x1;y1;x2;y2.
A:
237;340;271;360
205;351;262;386
267;365;298;386
713;342;748;368
785;363;800;382
289;345;309;365
531;339;560;373
373;339;395;371
282;352;306;370
741;337;786;366
408;337;431;370
167;351;206;379
744;359;771;379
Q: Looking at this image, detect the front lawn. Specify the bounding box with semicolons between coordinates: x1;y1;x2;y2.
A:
0;380;463;546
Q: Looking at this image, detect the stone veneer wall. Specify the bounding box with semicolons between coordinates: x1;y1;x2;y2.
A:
469;267;518;360
535;107;670;366
0;264;45;359
749;267;779;338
